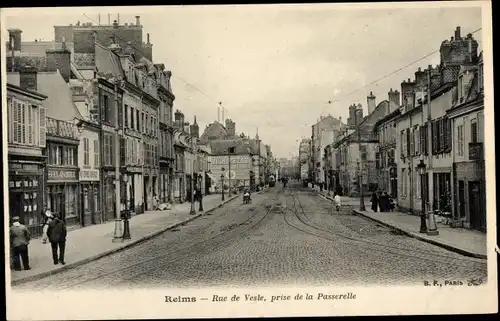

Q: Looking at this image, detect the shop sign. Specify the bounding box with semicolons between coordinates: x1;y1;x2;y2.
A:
9;163;40;173
48;168;78;181
79;169;100;181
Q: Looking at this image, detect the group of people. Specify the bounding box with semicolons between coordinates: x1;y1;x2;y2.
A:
9;205;67;271
370;191;395;212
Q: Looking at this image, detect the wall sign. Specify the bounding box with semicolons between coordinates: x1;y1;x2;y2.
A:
48;168;78;181
79;169;100;181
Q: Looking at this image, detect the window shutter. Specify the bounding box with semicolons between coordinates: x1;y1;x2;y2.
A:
410;128;414;156
400;131;404;158
136;110;140;131
431;121;436;154
39;105;46;148
406;128;410;156
124;105;129;128
120;137;126;166
439;118;444;152
447;118;452;150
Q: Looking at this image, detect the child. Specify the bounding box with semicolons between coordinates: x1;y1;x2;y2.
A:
334;193;341;211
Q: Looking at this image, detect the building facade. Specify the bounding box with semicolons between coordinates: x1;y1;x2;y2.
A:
6;81;47;237
447;52;485;231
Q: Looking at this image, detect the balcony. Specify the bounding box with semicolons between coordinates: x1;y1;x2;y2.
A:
469;142;483;161
46;117;77;140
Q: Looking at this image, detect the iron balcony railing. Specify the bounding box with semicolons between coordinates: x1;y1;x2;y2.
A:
46;117;77;139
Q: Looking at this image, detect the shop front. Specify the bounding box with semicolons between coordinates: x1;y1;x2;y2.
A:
8;158;45;238
79;168;101;226
46;167;80;228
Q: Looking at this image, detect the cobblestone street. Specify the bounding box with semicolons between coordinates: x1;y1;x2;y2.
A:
14;184;487;291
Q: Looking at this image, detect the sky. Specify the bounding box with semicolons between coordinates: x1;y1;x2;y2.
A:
3;3;484;159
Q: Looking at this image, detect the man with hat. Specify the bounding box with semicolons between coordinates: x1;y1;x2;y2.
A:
42;204;54;244
10;216;31;271
47;212;67;265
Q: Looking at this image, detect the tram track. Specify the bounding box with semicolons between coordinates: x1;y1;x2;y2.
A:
284;190;487;273
39;193;280;290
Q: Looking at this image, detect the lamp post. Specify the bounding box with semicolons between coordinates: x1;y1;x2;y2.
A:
122;175;131;239
112;82;123;243
417;159;428;233
221;167;225;201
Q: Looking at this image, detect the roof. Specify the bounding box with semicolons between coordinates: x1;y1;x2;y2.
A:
95;42;125;80
6;82;48;99
209;139;253;155
373;108;401;130
7;70;84;121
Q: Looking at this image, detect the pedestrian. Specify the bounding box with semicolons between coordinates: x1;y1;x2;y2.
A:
47;213;67;265
10;216;31;271
379;191;388;212
42;205;54;244
334;193;341;212
196;187;204;211
370;191;379;212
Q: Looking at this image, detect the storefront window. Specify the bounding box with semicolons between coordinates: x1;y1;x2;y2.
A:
65;185;78;219
94;187;100;211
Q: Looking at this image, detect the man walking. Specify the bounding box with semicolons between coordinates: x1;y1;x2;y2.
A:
47;213;67;265
10;216;31;271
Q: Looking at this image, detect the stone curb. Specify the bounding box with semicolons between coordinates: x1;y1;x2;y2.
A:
351;209;487;260
11;195;240;286
314;191;486;260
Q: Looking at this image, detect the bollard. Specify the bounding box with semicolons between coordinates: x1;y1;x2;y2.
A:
426;210;439;236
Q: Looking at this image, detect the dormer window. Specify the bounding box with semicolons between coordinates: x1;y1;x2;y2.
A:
478;63;484;90
457;75;463;100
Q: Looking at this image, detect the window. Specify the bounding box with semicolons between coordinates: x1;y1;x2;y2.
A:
438;118;444;152
84;137;90;165
415;126;420;155
406;128;410;157
124;104;129;128
360;145;367;161
457;124;464;156
400;130;405;158
141;112;145;133
136;110;140;131
103;134;114;166
130;106;134;130
94;140;99;167
471;119;478;143
410;128;415;156
401;168;407;196
9;99;38;146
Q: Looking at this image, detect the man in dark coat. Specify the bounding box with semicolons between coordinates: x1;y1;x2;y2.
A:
10;216;31;271
47;213;67;265
379;191;389;212
370;192;379;212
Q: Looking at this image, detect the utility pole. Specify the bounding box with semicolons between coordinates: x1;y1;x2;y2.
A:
357;109;366;211
112;81;123;242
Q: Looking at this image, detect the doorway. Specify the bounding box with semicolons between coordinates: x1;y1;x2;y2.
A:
458;180;465;218
9;192;22;223
468;181;485;232
143;176;149;211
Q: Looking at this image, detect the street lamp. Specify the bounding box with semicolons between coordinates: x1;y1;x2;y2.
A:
417;160;428;233
122;175;131;240
221;167;225;201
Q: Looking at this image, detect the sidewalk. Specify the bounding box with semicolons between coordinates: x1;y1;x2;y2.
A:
10;192;243;286
313;188;371;206
315;191;486;259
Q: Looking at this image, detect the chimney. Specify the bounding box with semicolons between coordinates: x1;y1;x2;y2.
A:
355;105;364;126
46;47;71;83
113;20;119;29
147;33;150;44
190;116;200;138
388;88;401;114
8;29;22;51
174;109;182;129
135;16;141;26
19;66;38;92
367;91;376;114
455;26;461;40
